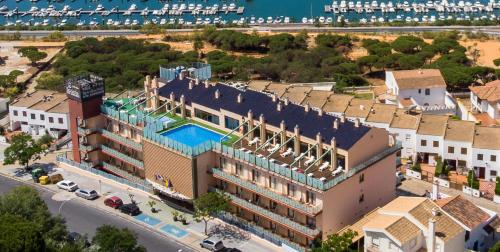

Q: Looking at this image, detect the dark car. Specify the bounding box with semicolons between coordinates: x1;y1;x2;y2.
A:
104;196;123;209
119;203;141;216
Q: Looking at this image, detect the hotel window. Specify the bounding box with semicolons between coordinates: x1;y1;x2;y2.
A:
271;177;277;189
13;110;18;116
22;111;27;117
31;113;35;119
492;155;497;162
224;116;239;130
461;148;467;155
448;146;454;154
287;183;296;197
359;173;365;183
251;169;260;183
194;108;220;125
287;208;295;219
433;141;439;147
306;190;316;204
421;140;427;146
220;157;227;169
270;222;277;231
425;88;430;95
287;230;295;239
235;163;243;176
478;154;483;161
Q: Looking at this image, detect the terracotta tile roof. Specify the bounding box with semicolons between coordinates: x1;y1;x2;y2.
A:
444;120;475;142
322;94;353;113
391;69;446;90
436;195;490;230
469;80;500;103
386;217;422;245
247;80;270;92
484;216;500;233
10;90;68;113
416;114;449;136
473;126;500;150
409;199;463;242
366;103;398;124
301;90;332;109
389;109;422;130
338;208;380;242
281;86;312;104
344;99;374;118
265;83;288;97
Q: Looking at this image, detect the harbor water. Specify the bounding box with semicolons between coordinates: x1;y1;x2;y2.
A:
0;0;499;26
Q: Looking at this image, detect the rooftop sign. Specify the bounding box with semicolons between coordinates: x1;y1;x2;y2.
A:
65;74;105;102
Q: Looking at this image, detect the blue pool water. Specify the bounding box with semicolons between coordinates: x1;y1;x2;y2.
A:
160;224;188;239
134;214;162;226
161;124;226;147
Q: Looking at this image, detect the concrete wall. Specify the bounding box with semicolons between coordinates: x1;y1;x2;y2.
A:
347;127;389;169
399;87;446;107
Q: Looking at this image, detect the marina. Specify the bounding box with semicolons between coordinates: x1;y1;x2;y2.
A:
0;0;499;26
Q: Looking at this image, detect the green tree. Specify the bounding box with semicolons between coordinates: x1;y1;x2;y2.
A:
3;133;45;170
193;34;204;54
92;225;146;252
313;229;357;252
8;70;24;85
194;191;230;235
490;241;500;252
391;35;426;54
18;47;48;66
36;72;65;92
0;214;46;252
494;58;500;67
357;55;379;73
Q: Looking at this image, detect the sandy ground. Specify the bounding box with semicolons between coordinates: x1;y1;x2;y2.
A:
0;41;62;83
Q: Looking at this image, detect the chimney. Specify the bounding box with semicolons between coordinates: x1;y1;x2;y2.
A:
277;102;282;112
331;137;337;169
428;211;437;252
284;97;289;106
431;181;439;200
259;114;266;144
318;109;323;116
340;113;346;123
237;93;243;103
152;76;159;89
180;95;186;119
354;118;360;127
333;119;339;129
247;110;254;141
294;125;301;156
189;80;194;90
272;94;277;102
215;89;220;99
305;103;310;112
204;80;210;88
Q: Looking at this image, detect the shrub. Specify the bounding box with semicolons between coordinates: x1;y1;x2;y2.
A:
411;163;421;172
467;170;480;189
496;177;500;196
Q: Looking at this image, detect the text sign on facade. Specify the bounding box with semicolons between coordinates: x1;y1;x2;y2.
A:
66;75;105;102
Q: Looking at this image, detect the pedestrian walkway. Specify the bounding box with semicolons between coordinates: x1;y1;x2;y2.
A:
0;152;282;252
399;178;500;214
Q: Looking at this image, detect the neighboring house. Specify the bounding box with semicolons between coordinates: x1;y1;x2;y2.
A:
470;80;500;122
385;69;455;114
442;120;475;171
415;114;449;165
472;126;500;181
9;90;69;139
387;109;422;159
436;195;496;251
340;197;465;252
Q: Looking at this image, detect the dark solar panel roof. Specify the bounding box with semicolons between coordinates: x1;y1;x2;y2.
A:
158;78;370;150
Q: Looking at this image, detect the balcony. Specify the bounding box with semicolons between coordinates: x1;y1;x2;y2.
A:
79;143;100;152
215;189;320;238
101;129;143;151
77;127;100;136
218;212;305;252
101;145;144;169
212;168;322;215
102;162;148;185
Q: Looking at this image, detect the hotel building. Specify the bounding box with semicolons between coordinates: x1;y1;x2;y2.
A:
63;64;400;251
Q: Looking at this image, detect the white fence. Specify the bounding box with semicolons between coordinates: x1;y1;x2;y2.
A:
406;169;422;180
433;177;450;188
462;186;481;197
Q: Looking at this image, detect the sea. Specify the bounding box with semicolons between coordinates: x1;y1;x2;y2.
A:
0;0;499;26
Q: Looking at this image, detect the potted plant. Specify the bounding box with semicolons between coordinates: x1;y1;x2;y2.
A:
180;214;188;225
148;200;157;213
172;210;180;222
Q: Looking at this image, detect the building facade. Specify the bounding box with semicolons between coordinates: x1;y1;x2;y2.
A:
65;65;400;251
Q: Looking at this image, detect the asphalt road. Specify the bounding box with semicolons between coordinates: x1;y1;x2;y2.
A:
0;174;194;252
0;25;500;37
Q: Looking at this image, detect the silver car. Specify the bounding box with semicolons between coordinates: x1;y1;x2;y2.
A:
75;189;99;200
200;237;224;251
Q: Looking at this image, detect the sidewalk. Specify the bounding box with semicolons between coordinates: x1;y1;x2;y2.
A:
0;153;282;252
398;178;500;214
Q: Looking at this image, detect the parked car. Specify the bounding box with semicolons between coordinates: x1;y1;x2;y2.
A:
75;189;99;200
104;196;123;209
200;237;224;251
118;203;141;216
56;180;79;192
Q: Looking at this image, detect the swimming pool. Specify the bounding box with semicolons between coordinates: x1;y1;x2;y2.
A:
161;124;226;147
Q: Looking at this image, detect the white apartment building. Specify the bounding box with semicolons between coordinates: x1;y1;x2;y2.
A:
9;90;69;139
470;80;500;121
385;69;456;114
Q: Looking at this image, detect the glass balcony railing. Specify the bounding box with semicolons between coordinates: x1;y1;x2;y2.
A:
101;129;143;151
217;212;305;252
215;188;320;237
102;162;147;185
212;168;322;215
143;126;214;157
101;145;144;169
